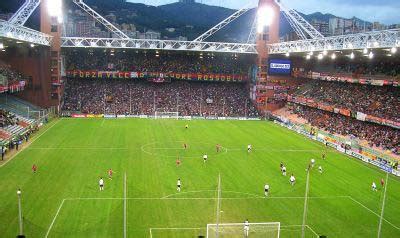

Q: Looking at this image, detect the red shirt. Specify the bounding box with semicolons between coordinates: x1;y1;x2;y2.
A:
32;165;37;172
108;170;113;176
381;179;384;186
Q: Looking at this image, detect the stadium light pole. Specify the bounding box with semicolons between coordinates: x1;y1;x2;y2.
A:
301;169;311;238
17;189;25;238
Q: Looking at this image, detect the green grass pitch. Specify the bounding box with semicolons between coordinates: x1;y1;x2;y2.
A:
0;118;399;237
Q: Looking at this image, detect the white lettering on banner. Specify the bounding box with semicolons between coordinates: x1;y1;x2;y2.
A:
270;63;291;69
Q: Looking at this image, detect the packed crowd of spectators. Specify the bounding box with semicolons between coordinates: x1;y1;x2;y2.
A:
63;78;259;118
301;56;400;78
65;50;253;74
292;80;400;122
0;63;27;86
290;105;400;155
0;109;18;128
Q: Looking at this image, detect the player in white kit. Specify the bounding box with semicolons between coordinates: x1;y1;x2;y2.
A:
282;166;287;176
244;219;250;237
203;154;208;163
177;178;181;192
372;182;377;191
311;159;315;167
264;184;270;197
99;177;104;191
290;174;296;186
247;144;252;153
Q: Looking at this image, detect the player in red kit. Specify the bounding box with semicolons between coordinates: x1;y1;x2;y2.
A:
380;178;385;188
32;164;37;173
216;144;222;153
108;169;113;180
176;157;181;167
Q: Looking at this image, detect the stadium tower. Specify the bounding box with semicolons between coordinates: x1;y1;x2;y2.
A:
255;0;286;112
40;0;63;108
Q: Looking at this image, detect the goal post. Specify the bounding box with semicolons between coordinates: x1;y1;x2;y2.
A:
207;222;281;238
154;111;179;119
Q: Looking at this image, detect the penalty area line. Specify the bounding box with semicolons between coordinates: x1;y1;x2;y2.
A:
45;199;66;238
348;196;400;230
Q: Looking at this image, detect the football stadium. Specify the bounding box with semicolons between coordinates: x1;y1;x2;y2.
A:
0;0;399;237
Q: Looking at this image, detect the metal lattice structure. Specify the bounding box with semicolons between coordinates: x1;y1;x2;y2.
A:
72;0;129;39
8;0;41;26
268;29;400;54
0;20;52;46
276;0;324;39
60;37;258;54
193;2;253;42
281;10;307;40
246;16;258;44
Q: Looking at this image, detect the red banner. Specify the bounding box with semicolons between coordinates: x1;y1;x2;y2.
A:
66;70;248;82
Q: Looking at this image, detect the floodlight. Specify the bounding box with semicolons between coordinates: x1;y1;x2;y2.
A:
306;55;311;60
47;0;63;23
322;50;328;56
350;52;355;59
0;43;3;49
257;6;274;33
285;52;290;57
331;53;336;60
363;48;368;54
368;51;374;59
390;47;397;54
317;53;323;60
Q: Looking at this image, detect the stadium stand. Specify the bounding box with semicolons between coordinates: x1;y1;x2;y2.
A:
301;56;400;78
287;104;399;155
64;50;252;74
0;62;27;93
290;80;400;122
63;79;259;118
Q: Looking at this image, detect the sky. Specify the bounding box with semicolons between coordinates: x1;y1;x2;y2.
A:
127;0;400;24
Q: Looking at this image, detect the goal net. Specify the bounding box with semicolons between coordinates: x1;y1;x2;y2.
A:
154;111;179;119
207;222;280;238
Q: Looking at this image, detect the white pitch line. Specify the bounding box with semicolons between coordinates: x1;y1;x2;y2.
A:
150;227;202;230
306;225;319;237
64;195;350;201
226;148;323;152
348;196;400;230
124;172;127;238
45;199;65;238
0;119;62;168
27;147;129;150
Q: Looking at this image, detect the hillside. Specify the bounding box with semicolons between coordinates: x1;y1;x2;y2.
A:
0;0;373;42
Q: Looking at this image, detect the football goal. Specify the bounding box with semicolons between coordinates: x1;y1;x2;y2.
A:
206;222;280;238
154;111;179;119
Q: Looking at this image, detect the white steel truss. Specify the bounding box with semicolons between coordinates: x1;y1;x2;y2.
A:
72;0;129;39
0;20;52;46
281;10;307;40
268;29;400;54
60;37;257;54
246;16;257;44
8;0;41;26
276;0;324;39
193;2;253;42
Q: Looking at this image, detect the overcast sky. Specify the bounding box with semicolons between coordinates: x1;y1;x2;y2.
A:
127;0;400;24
